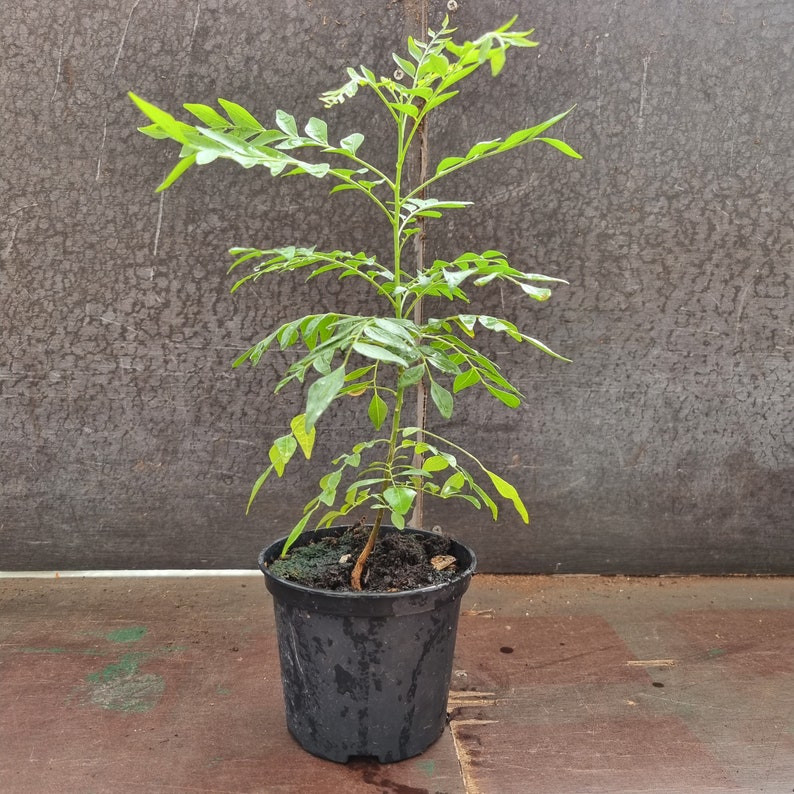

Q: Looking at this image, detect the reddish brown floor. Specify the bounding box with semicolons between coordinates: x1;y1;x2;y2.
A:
1;574;791;793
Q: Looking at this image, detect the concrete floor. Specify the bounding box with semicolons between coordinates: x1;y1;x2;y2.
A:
0;574;791;793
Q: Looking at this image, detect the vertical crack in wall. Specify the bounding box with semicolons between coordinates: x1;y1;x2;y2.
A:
637;54;650;135
112;0;142;77
51;32;64;104
153;190;165;257
97;0;141;182
96;119;109;182
187;2;201;54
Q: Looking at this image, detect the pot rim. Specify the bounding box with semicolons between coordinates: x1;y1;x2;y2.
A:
258;524;476;602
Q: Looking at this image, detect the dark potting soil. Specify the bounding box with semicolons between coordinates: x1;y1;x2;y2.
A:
266;524;458;592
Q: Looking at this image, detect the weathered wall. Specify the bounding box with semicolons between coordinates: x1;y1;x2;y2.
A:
1;0;791;572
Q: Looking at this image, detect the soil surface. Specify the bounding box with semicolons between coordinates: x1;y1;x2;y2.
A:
266;524;458;592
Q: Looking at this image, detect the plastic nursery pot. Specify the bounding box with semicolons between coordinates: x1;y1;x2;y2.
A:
258;525;476;763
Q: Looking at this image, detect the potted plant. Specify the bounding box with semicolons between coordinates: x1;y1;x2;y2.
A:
130;16;580;762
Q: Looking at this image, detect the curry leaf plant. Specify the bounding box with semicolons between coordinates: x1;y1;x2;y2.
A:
130;16;581;590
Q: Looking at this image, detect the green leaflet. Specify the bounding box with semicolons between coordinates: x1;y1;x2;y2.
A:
275;109;299;137
304;117;329;144
340;133;364;154
539;137;583;159
399;365;425;388
352;342;411;368
269;434;297;476
281;512;315;557
422;455;450;473
246;465;273;515
453;368;480;393
484;468;529;523
368;392;388;430
392;52;416;77
441;471;465;496
319;469;342;506
129;92;191;145
362;323;415;354
290;414;316;459
383;486;416;515
390;511;406;530
218;99;264;129
305;365;345;431
430;381;453;419
183;103;228;128
156;153;196;192
485;384;522;408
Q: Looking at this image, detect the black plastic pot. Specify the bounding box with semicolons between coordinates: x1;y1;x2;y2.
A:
258;526;476;763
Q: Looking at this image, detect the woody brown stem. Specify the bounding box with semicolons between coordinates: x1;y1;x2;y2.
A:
350;510;385;591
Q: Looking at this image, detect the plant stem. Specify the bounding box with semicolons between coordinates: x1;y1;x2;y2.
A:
350;382;406;590
409;95;429;530
351;13;429;582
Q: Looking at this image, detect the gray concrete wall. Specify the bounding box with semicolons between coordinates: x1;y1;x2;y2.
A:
1;0;791;572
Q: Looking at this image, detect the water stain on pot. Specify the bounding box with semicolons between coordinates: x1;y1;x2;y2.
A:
334;663;357;694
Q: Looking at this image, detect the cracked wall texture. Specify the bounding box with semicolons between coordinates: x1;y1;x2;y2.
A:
1;0;791;572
